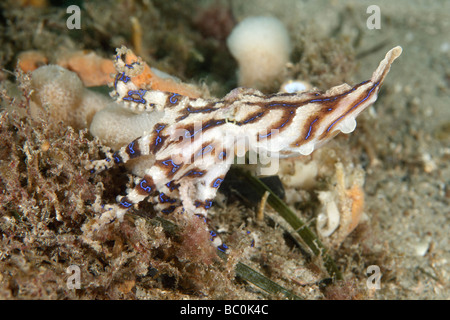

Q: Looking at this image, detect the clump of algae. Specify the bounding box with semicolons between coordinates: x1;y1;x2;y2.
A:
0;70;251;300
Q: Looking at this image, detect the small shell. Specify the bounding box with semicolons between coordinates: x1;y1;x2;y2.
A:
280;80;312;93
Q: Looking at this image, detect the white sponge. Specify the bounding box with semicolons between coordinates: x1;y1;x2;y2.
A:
227;16;291;90
31;65;83;123
30;65;110;130
90;103;164;150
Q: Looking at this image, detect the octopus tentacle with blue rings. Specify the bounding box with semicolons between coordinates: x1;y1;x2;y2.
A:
87;46;402;252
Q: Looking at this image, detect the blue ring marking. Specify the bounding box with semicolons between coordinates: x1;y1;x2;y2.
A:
154;125;166;146
120;200;132;208
307;80;369;103
218;151;226;160
310;98;331;103
124;61;139;69
114;72;131;90
155;124;166;133
212;178;223;188
139;179;152;193
195;144;214;158
305;118;318;140
161;206;176;214
185;170;204;177
358;80;370;86
202;145;213;155
161;159;180;173
242;112;264;124
186;126;205;138
184;120;226;138
159;193;177;203
113;152;121;163
218;244;228;252
195;214;208;223
326;82;379;132
186;106;214;113
278;111;294;129
166;181;178;191
123;89;147;104
128;141;135;154
259;111;294;139
193;200;212;209
259;131;272;139
120;73;130;83
204;200;212;209
169;93;180;104
185;128;200;138
268;103;296;107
